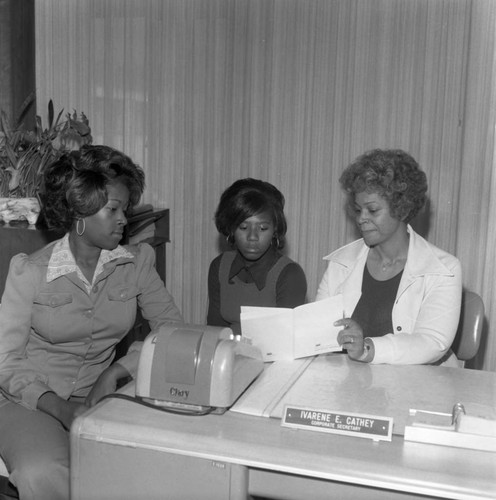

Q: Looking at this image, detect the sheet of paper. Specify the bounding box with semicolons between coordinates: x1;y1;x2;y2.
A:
240;308;294;361
241;295;345;361
293;296;343;359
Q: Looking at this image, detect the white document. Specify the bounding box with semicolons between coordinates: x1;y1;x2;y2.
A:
240;295;345;361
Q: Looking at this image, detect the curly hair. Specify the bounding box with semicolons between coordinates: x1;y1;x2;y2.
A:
41;144;145;231
214;178;287;249
339;149;427;223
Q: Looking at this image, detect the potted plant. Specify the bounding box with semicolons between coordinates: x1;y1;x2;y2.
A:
0;95;92;225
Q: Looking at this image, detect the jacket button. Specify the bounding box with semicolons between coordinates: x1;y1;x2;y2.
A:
92;286;98;293
397;326;402;331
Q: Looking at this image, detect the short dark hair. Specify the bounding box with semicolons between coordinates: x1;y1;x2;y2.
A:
214;178;287;249
340;149;427;223
41;144;145;231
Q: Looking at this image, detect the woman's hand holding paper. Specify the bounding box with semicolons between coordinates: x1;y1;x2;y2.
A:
335;317;365;359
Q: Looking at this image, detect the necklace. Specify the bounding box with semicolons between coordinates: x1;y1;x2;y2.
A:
380;257;405;272
381;261;394;272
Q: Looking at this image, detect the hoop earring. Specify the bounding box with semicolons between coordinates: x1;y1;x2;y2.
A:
76;219;86;236
226;233;235;246
273;235;280;249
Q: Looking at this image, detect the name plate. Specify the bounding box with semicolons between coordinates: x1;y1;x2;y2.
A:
282;405;393;442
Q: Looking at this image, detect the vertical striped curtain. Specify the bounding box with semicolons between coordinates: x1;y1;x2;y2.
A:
35;0;496;370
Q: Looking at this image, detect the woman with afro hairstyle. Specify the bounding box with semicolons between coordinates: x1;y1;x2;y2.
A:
208;178;307;335
317;149;462;365
0;145;182;500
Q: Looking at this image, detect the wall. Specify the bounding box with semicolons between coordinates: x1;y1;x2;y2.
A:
34;0;496;370
0;0;36;126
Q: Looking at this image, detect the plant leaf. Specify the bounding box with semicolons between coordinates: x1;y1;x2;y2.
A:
48;99;54;129
15;92;36;128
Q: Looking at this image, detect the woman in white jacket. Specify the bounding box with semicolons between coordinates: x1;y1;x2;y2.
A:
317;149;462;365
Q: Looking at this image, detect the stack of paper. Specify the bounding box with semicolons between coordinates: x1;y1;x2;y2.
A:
240;295;345;361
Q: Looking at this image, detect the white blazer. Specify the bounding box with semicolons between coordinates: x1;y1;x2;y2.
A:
316;226;462;365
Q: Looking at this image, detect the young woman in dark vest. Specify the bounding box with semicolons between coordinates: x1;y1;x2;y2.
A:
207;178;307;335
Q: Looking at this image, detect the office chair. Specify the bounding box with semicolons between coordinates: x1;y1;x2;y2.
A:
0;468;17;500
452;290;485;368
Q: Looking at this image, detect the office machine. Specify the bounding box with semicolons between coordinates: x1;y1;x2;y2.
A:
135;324;264;413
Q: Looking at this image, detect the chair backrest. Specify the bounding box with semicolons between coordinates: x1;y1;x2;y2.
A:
452;290;485;365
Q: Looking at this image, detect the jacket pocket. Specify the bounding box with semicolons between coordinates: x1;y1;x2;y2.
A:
32;293;75;343
107;285;139;333
107;285;140;302
34;293;73;308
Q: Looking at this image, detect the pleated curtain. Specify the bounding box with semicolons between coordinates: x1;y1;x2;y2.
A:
35;0;496;370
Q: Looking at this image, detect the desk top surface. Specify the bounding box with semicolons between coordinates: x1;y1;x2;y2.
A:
72;356;496;500
232;353;496;435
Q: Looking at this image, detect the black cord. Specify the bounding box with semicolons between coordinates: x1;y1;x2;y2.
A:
97;393;216;416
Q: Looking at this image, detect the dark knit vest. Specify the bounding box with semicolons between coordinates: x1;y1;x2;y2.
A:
219;251;292;335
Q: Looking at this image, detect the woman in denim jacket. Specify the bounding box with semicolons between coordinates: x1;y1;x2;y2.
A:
0;145;182;499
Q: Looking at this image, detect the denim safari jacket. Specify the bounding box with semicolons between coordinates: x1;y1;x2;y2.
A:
0;240;183;410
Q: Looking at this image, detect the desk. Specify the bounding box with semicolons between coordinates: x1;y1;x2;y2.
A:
231;354;496;435
71;355;496;500
0;223;62;299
